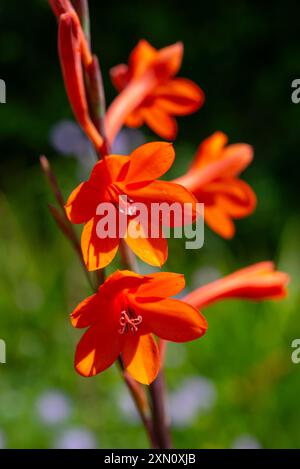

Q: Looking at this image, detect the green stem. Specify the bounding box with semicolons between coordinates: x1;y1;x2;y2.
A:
119;240;172;449
149;372;173;449
71;0;91;46
50;0;171;448
40;155;94;291
85;55;111;158
118;358;158;448
67;1;159;448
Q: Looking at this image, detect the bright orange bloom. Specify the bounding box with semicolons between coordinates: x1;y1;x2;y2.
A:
107;40;204;142
72;270;207;384
174;131;257;239
184;262;289;309
65;142;198;270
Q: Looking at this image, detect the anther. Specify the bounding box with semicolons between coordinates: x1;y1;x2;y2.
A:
118;310;142;334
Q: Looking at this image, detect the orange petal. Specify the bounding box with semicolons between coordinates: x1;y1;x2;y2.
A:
154;78;205;115
110;64;129;92
125;180;197;205
133;298;207;342
66;157;127;225
100;270;144;300
204;205;236;239
156;42;183;79
125;142;175;183
135;272;185;298
122;333;160;385
123;180;199;227
71;293;102;328
183;152;254;194
75;323;123;377
142;107;178;140
106;72;157;144
99;154;131;184
192;148;254;188
81;217;120;271
212;180;257;218
71;272;142;329
125;110;145;128
192;132;228;170
129;40;157;79
184;262;290;309
65;182;101;224
125;219;168;267
221;144;254;176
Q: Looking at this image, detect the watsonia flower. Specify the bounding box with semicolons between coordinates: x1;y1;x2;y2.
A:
107;40;205;142
184;262;289;309
72;270;207;384
65;142;198;270
174;131;256;239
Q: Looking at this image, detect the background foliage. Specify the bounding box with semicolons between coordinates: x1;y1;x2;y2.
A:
0;0;299;448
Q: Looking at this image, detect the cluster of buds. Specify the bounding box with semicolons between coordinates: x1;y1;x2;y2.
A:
43;0;289;449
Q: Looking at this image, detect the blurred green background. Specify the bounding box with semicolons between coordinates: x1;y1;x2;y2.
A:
0;0;300;449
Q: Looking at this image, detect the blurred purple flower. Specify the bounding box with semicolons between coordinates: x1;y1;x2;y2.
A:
50;120;92;158
112;128;145;155
54;427;98;449
50;121;145;180
173;288;190;300
168;376;217;427
50;120;95;179
118;391;140;425
136;262;160;276
232;434;262;449
36;390;72;425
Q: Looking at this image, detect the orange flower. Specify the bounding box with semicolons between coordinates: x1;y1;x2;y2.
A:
184;262;289;309
106;40;204;142
72;270;207;384
65;142;198;270
174;131;256;239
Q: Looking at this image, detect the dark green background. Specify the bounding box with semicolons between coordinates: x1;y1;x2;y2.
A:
0;0;299;449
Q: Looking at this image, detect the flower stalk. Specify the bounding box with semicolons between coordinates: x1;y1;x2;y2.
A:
85;55;111;157
48;1;171;448
45;0;290;452
149;372;173;449
118;240;173;449
41;153;157;446
71;0;91;46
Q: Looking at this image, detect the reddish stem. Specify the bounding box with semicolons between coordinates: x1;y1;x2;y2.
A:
149;372;173;449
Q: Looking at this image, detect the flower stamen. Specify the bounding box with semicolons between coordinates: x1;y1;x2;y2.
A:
119;310;142;334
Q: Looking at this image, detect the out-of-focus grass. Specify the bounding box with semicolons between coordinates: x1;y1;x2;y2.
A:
0;0;300;449
0;153;299;449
